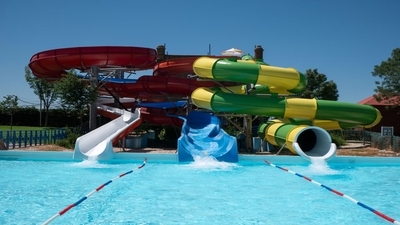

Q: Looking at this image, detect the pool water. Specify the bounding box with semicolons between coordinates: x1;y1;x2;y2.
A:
1;157;399;225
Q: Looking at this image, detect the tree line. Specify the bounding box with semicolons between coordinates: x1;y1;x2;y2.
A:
0;69;97;131
0;107;87;128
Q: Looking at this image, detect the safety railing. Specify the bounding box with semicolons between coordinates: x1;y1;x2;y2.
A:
0;129;67;150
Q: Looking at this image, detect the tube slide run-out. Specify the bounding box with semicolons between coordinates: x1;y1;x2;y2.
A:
258;121;336;160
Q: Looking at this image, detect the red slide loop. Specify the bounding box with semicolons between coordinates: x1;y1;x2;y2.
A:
29;46;157;79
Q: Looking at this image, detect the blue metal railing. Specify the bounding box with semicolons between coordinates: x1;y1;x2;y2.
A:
0;128;67;150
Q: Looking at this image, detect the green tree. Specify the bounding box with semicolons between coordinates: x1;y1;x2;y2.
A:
55;70;98;126
372;48;400;107
0;95;19;132
25;66;58;127
298;69;339;100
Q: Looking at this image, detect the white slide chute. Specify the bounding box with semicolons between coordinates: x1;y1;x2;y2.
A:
73;104;141;160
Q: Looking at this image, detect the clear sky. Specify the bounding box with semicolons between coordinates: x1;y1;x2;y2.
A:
1;0;399;107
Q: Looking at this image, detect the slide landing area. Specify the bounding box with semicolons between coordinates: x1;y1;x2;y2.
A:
178;111;238;162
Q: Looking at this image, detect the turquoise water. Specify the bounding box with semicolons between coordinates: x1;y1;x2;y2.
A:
1;157;400;225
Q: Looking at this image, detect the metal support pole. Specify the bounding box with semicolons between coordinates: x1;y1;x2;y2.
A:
362;127;366;146
89;66;99;131
114;70;124;108
275;143;286;155
186;98;192;115
39;99;42;127
244;83;253;150
244;116;253;150
115;70;124;79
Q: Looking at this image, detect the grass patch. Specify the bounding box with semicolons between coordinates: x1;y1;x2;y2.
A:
0;126;56;131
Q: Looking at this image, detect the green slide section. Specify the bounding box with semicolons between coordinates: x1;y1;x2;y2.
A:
191;56;382;160
191;87;381;128
193;55;307;93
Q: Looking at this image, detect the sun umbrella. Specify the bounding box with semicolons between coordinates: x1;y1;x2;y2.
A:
221;48;245;56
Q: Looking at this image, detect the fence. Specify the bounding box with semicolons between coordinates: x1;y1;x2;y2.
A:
369;132;400;152
0;129;67;150
330;129;372;145
332;129;400;152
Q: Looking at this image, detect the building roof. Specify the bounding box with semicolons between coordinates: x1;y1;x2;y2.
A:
358;95;398;106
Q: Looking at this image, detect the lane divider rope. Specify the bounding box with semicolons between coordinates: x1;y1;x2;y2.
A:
264;160;400;224
42;158;147;225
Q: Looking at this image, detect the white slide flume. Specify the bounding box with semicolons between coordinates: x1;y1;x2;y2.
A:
73;104;141;160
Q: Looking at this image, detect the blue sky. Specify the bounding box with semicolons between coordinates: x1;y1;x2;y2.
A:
1;0;399;107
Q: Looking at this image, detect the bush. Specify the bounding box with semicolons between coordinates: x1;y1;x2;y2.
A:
55;127;81;149
330;132;346;147
55;139;73;149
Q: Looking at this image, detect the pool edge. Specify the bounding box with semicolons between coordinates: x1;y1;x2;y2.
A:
0;150;399;165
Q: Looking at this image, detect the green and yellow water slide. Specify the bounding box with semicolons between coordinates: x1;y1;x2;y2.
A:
191;56;381;161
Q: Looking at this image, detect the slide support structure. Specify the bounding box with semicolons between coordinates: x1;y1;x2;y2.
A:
89;66;99;131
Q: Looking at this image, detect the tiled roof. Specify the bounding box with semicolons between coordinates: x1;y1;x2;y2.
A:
358;95;398;106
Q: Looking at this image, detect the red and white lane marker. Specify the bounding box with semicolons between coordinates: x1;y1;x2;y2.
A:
42;158;147;225
264;160;400;224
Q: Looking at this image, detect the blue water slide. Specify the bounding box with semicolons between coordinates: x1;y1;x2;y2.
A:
178;111;238;162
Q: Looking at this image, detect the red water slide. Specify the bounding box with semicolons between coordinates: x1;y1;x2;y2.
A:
153;57;199;78
28;46;211;126
153;55;239;77
29;46;157;79
100;75;224;99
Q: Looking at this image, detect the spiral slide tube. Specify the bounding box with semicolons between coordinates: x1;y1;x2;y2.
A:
193;56;307;93
192;87;381;128
192;88;341;160
191;56;382;161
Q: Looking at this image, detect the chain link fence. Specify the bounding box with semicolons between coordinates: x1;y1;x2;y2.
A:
369;132;400;152
332;129;399;152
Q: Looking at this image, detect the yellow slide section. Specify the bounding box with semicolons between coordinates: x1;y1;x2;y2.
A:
190;56;382;161
193;57;306;94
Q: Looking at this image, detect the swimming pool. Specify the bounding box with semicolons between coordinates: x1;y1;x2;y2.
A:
1;151;400;224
